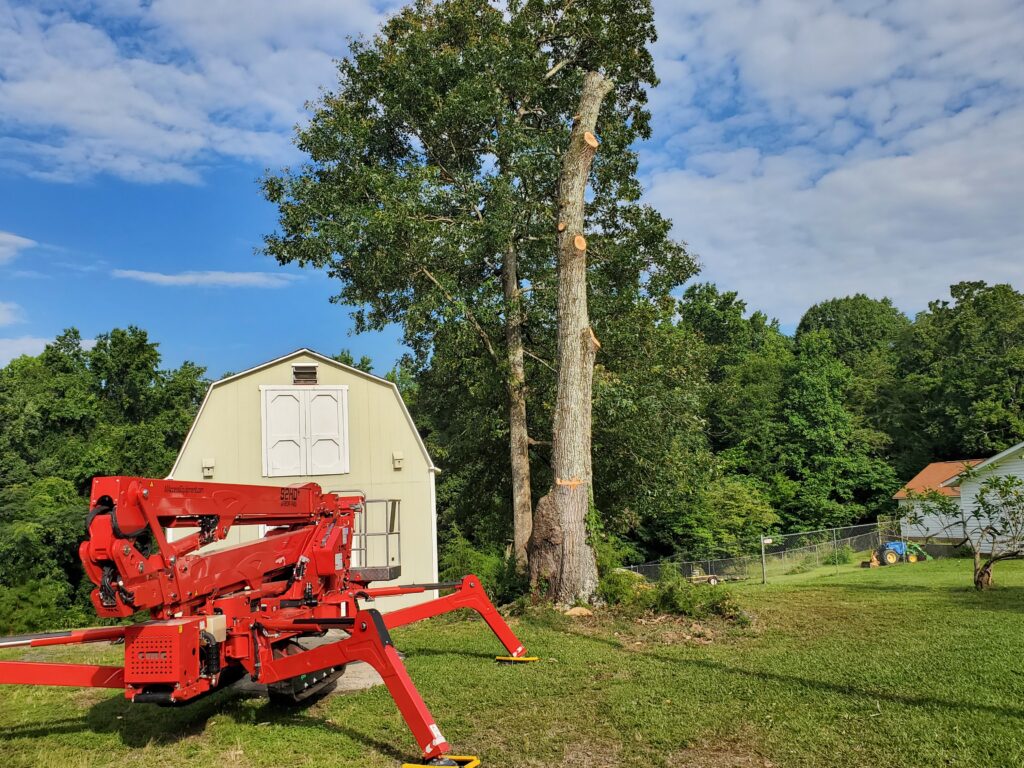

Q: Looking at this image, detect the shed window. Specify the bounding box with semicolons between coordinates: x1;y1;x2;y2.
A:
261;385;349;477
292;364;318;385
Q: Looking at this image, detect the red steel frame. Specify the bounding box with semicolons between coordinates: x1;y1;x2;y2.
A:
0;476;533;765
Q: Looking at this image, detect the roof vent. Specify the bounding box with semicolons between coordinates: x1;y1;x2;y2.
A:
292;363;318;385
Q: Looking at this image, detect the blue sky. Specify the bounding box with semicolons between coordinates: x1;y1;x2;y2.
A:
1;0;1023;374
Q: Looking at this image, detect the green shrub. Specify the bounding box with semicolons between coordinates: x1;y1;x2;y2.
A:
824;544;854;565
602;565;745;621
438;529;527;605
592;532;643;576
598;568;648;606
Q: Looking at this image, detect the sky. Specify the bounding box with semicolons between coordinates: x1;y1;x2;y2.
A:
1;0;1022;374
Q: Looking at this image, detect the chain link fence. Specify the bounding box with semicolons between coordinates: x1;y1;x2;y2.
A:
624;519;949;584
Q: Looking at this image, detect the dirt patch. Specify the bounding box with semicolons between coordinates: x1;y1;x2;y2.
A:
558;739;622;767
72;686;115;708
566;611;749;651
670;740;774;768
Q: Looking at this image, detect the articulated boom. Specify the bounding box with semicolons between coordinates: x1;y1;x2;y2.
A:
0;476;535;767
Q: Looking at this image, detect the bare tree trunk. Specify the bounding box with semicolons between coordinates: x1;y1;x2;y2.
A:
975;562;993;590
529;71;613;604
971;550;995;590
503;243;533;569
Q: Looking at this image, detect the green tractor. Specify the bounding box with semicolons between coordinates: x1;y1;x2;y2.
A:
877;540;931;565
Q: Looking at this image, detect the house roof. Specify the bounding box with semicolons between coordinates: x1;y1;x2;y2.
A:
892;459;984;499
168;348;436;477
943;439;1024;487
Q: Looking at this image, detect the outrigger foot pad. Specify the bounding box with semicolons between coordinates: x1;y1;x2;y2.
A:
401;757;480;768
495;655;539;664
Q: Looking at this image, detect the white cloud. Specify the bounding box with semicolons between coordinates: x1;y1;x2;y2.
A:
111;268;300;288
0;230;36;263
644;0;1024;321
0;0;1022;323
0;0;400;182
0;336;49;365
0;301;23;326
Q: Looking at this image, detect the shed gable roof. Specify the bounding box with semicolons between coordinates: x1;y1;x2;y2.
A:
168;348;435;477
892;459;983;499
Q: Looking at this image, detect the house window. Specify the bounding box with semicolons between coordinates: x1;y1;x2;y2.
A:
260;385;349;477
292;363;319;385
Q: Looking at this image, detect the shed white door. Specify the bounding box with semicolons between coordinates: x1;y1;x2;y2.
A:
307;388;348;475
261;386;349;477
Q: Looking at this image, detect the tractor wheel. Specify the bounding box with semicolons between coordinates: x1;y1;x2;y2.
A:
883;549;900;565
707;576;720;586
907;554;919;563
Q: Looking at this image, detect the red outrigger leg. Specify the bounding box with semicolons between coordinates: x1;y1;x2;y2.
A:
366;575;529;659
259;609;453;761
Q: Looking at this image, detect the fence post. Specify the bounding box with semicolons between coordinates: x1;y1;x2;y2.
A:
760;536;768;584
832;527;839;574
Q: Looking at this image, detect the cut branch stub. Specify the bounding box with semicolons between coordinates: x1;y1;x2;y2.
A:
557;221;567;232
573;235;587;252
583;131;599;149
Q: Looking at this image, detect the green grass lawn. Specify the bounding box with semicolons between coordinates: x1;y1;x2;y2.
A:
3;559;1024;767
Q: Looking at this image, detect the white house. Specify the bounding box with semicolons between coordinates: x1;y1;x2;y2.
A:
895;459;982;541
898;442;1024;549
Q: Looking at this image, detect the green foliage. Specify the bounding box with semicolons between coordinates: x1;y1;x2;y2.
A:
332;349;375;373
597;568;647;606
0;578;90;635
591;300;712;557
895;281;1024;473
646;567;744;620
0;327;207;494
438;528;527;605
824;544;855;565
600;565;744;621
690;474;778;557
0;330;206;631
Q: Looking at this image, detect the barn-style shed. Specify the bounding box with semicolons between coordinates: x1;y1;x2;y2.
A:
167;349;438;608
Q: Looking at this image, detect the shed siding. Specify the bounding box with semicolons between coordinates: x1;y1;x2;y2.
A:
169;352;436;609
959;452;1024;512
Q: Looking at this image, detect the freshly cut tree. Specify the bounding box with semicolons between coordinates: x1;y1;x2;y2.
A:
263;0;692;599
528;74;612;601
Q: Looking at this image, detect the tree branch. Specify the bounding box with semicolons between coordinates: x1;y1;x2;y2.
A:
523;347;556;372
417;266;498;362
544;57;572;81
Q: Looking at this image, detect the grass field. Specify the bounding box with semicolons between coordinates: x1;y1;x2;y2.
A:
2;558;1024;767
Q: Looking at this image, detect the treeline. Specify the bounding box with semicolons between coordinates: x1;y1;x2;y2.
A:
420;280;1024;574
1;281;1022;629
0;328;207;631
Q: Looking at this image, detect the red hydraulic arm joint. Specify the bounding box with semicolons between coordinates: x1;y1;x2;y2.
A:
0;476;536;767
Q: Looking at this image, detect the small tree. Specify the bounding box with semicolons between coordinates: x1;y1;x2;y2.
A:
906;468;1024;590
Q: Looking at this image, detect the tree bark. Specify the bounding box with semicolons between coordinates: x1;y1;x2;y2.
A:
529;71;613;604
503;243;533;569
974;563;993;590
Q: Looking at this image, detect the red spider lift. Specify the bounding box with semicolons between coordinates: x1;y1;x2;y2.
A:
0;476;537;767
